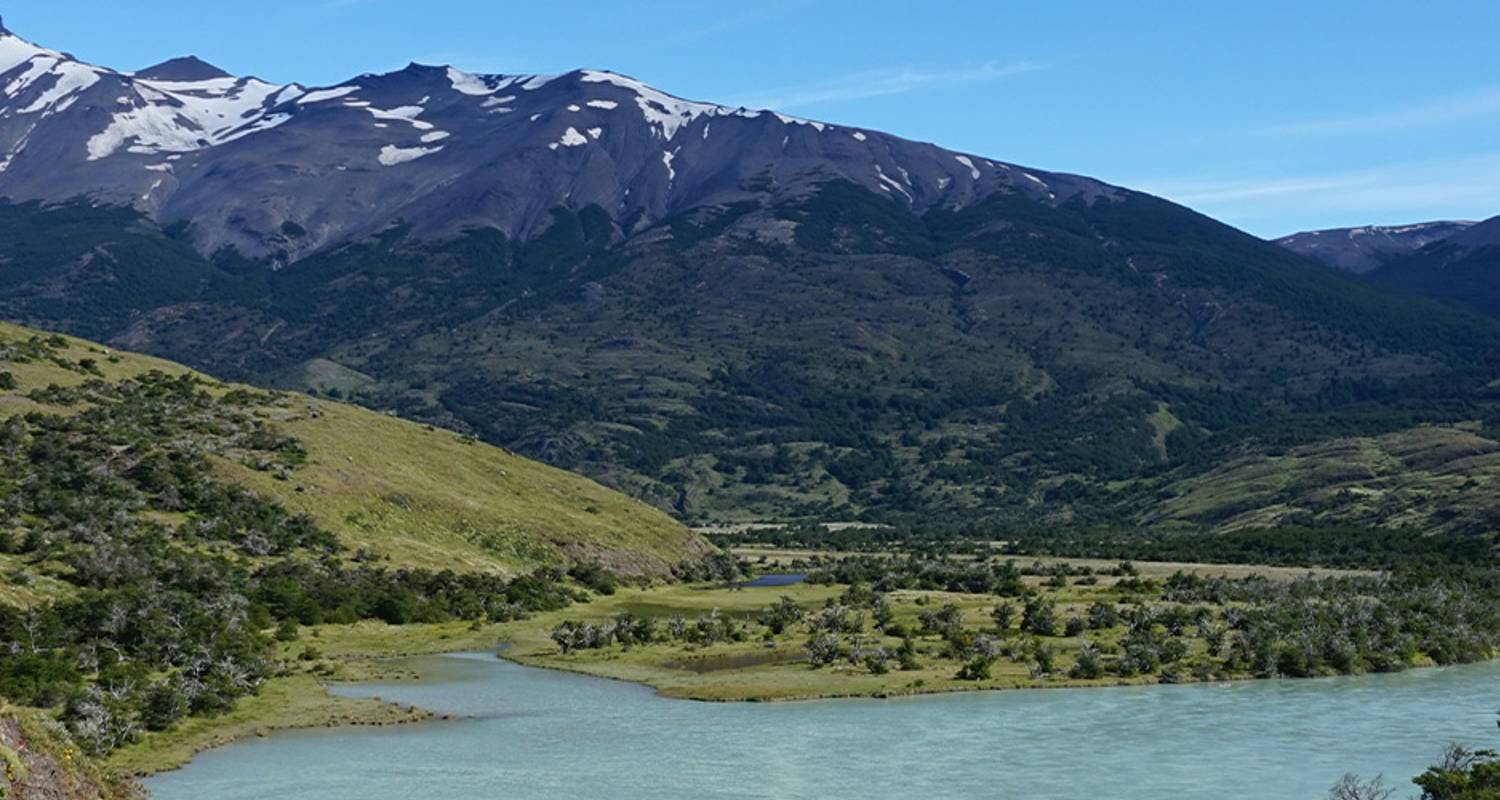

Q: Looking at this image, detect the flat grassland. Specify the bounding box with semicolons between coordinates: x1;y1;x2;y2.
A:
503;557;1353;701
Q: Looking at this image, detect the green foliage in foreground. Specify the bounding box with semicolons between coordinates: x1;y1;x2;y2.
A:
1335;715;1500;799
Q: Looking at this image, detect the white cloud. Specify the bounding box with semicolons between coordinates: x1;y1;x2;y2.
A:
1244;85;1500;139
1133;153;1500;234
728;61;1042;111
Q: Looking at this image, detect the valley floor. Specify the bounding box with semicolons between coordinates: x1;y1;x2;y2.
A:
106;554;1404;778
497;555;1372;702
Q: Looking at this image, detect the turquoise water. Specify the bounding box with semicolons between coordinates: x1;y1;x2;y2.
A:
146;654;1500;799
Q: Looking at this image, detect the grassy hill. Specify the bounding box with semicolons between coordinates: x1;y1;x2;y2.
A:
0;320;706;578
0;321;714;787
1144;425;1500;534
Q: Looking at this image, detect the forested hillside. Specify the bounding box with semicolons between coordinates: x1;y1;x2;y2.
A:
6;188;1499;529
0;322;711;785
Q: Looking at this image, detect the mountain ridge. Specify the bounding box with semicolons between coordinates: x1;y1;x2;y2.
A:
1276;220;1478;273
1362;214;1500;318
0;23;1113;263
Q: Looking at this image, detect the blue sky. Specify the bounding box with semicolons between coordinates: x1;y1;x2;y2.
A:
6;0;1497;237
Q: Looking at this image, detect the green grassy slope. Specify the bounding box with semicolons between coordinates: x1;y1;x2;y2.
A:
0;320;707;576
1;702;135;800
1145;425;1500;534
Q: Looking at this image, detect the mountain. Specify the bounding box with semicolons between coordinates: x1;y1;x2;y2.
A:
1279;215;1500;319
1276;220;1476;274
1277;215;1500;319
3;22;1500;530
0;23;1103;263
1361;215;1500;318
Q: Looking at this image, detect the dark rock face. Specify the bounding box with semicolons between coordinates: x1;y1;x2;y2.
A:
0;26;1115;262
133;55;233;82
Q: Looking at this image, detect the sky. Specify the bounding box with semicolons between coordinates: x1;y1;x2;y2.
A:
5;0;1498;237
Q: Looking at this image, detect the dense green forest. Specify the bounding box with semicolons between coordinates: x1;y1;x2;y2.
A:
3;186;1500;531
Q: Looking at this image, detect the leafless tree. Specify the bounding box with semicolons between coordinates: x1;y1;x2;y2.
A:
1327;773;1393;800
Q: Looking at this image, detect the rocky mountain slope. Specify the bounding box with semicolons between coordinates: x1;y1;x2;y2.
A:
1363;215;1500;317
0;19;1102;263
1276;221;1476;273
3;21;1500;530
1280;215;1500;319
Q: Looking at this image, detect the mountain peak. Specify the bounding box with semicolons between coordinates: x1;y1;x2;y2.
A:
0;16;10;37
135;55;231;82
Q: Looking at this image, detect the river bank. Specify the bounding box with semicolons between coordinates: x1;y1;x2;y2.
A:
114;558;1484;776
144;650;1500;800
106;621;511;776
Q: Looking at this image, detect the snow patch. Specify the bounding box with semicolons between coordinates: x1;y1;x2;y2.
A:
447;68;491;95
579;70;754;141
420;131;450;143
363;104;434;130
954;155;981;180
378;144;442;166
774;112;826;132
0;31;52;75
662;150;676;181
549;127;588;150
586;127;603;139
9;58;101;116
87;74;302;160
586;99;618;110
298;86;358;104
876;165;911;202
851;131;867;141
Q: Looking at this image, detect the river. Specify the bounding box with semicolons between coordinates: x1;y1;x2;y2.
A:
145;653;1500;799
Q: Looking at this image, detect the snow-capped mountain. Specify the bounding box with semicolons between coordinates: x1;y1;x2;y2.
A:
1276;220;1477;274
0;19;1111;261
